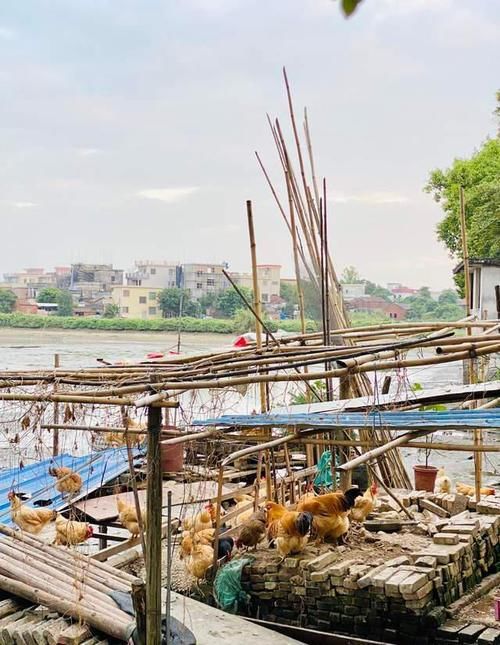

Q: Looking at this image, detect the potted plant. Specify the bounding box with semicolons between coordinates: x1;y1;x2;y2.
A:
413;437;438;492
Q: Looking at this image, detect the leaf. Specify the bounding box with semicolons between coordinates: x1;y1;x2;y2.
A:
342;0;363;17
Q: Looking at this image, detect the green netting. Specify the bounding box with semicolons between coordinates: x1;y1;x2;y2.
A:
313;450;340;490
213;556;255;613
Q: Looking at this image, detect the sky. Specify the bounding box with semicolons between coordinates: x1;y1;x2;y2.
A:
0;0;498;290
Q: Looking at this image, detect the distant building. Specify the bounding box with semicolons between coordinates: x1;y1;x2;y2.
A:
387;283;417;299
180;263;229;301
348;296;407;320
232;265;281;303
126;261;179;289
453;258;500;320
111;286;161;319
341;283;366;300
70;264;124;301
2;267;71;300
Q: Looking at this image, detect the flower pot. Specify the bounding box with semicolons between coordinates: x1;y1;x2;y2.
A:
413;464;438;492
160;426;184;474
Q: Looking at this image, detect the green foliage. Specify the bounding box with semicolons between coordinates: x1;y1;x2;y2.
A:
363;280;393;301
0;313;317;334
56;290;73;316
103;303;120;318
280;282;298;318
158;287;191;317
0;289;17;313
37;288;60;303
289;380;326;405
216;287;252;318
403;286;464;321
198;292;218;313
425;137;500;292
339;0;364;17
340;266;362;284
349;311;390;327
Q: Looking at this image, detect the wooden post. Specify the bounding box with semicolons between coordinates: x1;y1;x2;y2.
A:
98;525;108;551
132;579;147;645
146;405;162;645
212;465;224;570
53;354;60;456
459;186;481;503
246;200;267;415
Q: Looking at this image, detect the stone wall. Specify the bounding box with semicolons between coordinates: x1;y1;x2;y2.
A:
242;508;500;644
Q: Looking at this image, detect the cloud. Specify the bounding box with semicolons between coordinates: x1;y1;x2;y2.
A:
76;147;103;157
331;191;409;204
136;187;199;203
0;27;16;40
10;202;37;209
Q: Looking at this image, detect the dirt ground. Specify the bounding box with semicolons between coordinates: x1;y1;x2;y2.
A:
456;585;500;627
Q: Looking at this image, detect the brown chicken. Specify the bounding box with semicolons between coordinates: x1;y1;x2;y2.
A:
8;492;57;534
183;508;213;533
265;502;312;558
116;497;147;537
456;483;495;497
182;528;215;547
48;467;82;497
180;534;214;579
54;514;93;546
349;482;378;523
297;488;362;543
235;509;267;550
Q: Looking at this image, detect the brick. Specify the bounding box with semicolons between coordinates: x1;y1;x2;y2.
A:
413;543;465;564
357;563;390;589
415;556;438;568
434;532;460;545
385;555;410;567
437;620;464;637
385;570;414;594
402;580;433;600
326;559;358;577
310;571;329;582
478;627;500;644
371;567;397;589
442;525;479;537
399;573;429;594
307;552;338;571
399;565;436;579
348;564;371;579
458;624;486;643
421;499;451;518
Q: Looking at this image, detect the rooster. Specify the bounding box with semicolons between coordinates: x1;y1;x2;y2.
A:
297;487;362;543
8;492;57;534
435;467;452;494
265;502;312;558
48;467;82;497
182;508;213;533
54;515;93;546
349;481;378;523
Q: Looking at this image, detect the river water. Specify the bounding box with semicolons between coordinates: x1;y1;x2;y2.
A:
0;328;497;487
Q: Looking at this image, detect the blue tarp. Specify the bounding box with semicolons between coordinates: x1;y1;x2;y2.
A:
0;447;141;526
193;410;500;430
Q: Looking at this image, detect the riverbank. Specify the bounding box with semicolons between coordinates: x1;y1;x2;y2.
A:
0;312;316;334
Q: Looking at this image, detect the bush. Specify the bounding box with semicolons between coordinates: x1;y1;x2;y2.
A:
0;313;317;334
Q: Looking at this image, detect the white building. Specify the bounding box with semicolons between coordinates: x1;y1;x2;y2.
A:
126;261;179;289
341;283;366;300
454;258;500;320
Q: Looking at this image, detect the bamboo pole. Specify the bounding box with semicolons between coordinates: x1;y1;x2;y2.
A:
247;199;267;415
212;464;225;571
146;405;162;645
53;353;60;456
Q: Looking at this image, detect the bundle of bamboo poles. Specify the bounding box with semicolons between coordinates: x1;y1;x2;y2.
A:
0;524;137;641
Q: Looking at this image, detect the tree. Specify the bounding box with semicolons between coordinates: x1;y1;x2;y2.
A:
199;292;217;314
0;289;17;313
425;137;500;292
216;287;252;318
364;280;393;301
340;266;362;284
158;288;192;317
37;288;60;303
280;282;298;318
56;290;74;316
103;303;120;318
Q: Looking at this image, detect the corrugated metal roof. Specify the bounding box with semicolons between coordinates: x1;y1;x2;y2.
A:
193;410;500;430
0;447;141;526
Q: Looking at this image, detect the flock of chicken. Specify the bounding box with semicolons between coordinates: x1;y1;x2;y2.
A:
7;465;148;546
435;467;495;496
178;482;379;582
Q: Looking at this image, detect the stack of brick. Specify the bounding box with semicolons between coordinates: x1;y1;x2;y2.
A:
241;509;500;644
